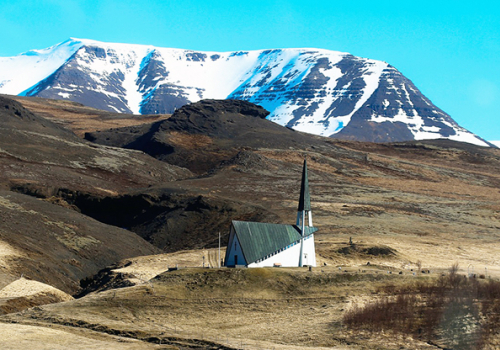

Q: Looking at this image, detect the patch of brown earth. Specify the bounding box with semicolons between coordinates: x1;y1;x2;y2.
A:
5;94;171;137
167;131;213;150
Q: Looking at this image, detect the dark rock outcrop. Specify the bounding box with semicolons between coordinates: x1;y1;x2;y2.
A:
87;99;329;174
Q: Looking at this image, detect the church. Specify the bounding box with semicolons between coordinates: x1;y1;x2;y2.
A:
224;160;317;268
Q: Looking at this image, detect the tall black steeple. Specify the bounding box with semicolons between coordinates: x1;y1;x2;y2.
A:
297;159;313;267
296;159;313;230
298;159;311;212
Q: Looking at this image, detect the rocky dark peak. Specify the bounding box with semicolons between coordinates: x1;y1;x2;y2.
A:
170;99;270;124
137;50;169;93
86;99;328;174
153;99;271;140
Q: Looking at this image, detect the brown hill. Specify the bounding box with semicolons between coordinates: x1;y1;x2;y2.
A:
3;94;171;137
0;190;160;294
0;96;186;297
85;99;332;174
0;96;192;197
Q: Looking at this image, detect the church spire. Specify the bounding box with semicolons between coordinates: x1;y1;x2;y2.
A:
296;159;313;231
297;159;313;267
298;159;311;212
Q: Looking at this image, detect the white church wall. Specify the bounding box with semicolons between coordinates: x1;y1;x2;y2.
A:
248;234;316;268
304;234;316;267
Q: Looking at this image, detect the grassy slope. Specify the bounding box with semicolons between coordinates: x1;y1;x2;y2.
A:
1;264;456;350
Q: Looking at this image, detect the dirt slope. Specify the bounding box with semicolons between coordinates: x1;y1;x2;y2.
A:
5;94;171;137
85;99;331;174
0;277;73;315
0;190;160;294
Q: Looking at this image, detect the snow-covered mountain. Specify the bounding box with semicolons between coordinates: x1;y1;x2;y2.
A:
0;38;490;146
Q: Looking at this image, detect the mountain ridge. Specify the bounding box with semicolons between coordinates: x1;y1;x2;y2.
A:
0;38;490;147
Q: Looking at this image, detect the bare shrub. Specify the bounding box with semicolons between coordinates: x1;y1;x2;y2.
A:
343;265;500;349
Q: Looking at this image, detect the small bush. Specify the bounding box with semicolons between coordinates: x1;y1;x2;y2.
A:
343;265;500;349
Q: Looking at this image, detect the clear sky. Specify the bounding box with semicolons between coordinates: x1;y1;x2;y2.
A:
1;0;499;140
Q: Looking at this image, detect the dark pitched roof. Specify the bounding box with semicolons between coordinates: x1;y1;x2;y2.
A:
232;220;317;264
298;159;311;211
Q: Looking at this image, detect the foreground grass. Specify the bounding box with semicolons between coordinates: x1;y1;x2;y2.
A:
1;267;410;349
4;266;498;349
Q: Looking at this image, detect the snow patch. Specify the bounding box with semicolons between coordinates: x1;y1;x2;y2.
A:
1;39;84;95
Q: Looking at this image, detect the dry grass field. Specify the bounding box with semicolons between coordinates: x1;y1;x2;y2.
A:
2;247;499;349
5;95;171;137
0;96;499;349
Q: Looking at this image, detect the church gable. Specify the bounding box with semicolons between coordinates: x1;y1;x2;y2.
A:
225;228;247;267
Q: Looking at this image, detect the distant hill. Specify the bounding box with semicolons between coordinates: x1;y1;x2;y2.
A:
85;99;329;173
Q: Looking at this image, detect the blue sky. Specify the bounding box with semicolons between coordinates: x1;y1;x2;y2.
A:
1;0;499;140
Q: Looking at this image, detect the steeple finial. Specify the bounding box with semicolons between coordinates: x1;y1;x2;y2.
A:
298;159;311;211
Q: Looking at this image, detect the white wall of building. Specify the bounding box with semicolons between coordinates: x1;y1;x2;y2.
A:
248;234;316;268
304;234;316;267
